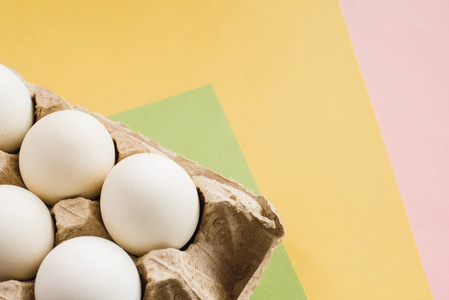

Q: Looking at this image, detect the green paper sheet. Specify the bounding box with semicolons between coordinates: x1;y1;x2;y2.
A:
110;85;306;299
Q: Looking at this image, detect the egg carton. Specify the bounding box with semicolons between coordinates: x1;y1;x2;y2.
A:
0;78;285;300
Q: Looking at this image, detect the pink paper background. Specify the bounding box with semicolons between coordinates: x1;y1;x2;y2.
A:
340;1;449;299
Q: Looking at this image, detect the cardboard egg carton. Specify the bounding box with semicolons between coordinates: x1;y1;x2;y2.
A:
0;79;285;300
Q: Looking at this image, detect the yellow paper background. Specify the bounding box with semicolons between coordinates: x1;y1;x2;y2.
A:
0;0;431;299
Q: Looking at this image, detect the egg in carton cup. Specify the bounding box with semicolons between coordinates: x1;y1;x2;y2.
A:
0;74;285;300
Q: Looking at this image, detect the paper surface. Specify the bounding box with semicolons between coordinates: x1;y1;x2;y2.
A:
110;85;306;299
0;0;432;298
340;1;448;298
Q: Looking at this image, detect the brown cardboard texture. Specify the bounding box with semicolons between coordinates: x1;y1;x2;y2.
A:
0;80;284;300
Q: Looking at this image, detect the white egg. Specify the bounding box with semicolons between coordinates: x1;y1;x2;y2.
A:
19;110;116;205
101;153;200;256
35;236;141;300
0;64;34;153
0;185;54;281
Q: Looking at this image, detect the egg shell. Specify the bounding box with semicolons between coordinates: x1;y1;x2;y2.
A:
34;236;141;300
0;185;54;281
19;110;116;205
0;64;34;153
100;153;200;256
